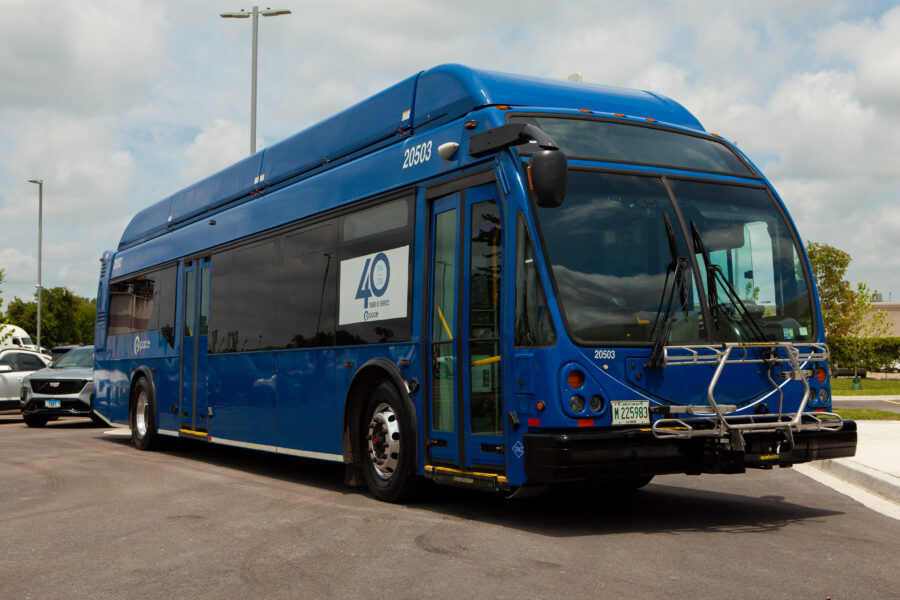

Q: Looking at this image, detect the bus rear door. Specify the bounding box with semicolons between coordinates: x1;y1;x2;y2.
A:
180;257;211;436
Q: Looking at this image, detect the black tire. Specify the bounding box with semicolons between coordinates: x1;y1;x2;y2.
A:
360;380;418;503
23;413;48;428
130;377;158;451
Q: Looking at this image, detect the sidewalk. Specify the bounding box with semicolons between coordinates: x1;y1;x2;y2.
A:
809;419;900;505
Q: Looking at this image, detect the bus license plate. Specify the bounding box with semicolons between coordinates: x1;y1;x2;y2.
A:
611;400;649;425
45;400;61;408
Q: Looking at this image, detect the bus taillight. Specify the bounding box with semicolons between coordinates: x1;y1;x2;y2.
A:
567;370;585;389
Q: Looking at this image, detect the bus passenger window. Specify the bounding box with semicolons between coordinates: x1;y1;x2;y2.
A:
108;266;177;342
281;223;337;348
337;196;414;345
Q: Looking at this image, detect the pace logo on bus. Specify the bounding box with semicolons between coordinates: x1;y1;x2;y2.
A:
133;336;151;354
339;246;409;325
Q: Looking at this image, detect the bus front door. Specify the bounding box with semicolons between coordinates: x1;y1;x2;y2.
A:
426;182;505;475
180;257;211;436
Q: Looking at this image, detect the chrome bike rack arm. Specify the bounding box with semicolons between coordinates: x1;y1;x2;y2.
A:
651;342;843;443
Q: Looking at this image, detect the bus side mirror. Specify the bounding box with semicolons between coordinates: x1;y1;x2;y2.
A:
530;149;567;208
467;122;568;207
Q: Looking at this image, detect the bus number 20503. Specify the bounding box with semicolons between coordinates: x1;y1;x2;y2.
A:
402;141;432;169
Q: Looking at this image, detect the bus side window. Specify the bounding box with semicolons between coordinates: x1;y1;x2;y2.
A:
281;223;337;348
157;266;177;347
336;196;414;345
108;265;177;342
515;214;556;347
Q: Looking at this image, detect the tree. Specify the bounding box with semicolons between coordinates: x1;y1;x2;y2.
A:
4;287;96;347
806;242;853;338
807;241;896;375
846;281;891;377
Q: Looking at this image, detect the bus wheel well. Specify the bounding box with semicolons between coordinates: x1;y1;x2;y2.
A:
342;361;416;486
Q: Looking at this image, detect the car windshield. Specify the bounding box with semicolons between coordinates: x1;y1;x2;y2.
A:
533;170;814;345
52;347;93;368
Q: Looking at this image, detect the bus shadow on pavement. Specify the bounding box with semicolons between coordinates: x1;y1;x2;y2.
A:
419;480;844;536
99;433;348;495
98;433;842;536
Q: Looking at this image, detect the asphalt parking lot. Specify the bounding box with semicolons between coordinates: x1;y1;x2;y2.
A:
2;415;899;600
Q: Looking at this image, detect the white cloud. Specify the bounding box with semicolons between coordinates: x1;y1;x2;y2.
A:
0;248;36;283
815;4;900;109
177;120;253;186
2;113;136;214
0;0;165;113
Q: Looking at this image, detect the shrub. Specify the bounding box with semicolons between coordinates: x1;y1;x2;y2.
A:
828;336;900;372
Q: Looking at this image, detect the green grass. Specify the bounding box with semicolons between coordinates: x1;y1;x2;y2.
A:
830;377;900;396
833;408;900;421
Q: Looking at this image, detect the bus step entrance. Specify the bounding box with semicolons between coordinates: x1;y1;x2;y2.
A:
425;465;508;492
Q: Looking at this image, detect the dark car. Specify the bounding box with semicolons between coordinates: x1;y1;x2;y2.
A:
20;345;99;427
49;344;84;362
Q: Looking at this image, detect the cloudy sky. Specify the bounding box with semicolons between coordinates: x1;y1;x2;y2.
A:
1;0;899;310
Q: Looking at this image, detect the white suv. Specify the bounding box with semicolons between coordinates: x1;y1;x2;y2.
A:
0;349;51;411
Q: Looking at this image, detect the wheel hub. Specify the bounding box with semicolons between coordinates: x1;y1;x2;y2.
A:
135;390;148;437
366;402;400;480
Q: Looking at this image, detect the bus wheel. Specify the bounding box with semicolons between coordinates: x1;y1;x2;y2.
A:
361;380;416;503
131;377;157;451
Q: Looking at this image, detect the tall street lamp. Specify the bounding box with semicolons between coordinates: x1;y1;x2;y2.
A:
26;178;42;350
220;6;291;155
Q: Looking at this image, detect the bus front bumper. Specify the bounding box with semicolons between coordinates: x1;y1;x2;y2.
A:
522;420;857;482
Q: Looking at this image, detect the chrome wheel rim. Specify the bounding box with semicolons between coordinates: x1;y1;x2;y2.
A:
135;390;148;438
366;402;400;480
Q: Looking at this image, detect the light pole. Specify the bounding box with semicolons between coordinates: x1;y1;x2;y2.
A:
220;6;291;155
26;179;42;350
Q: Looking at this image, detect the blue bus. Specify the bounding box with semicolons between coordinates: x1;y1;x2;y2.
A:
93;64;856;501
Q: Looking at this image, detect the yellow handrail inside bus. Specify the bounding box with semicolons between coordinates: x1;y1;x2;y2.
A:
471;355;500;367
437;306;453;341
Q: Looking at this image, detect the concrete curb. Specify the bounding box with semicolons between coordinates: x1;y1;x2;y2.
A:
813;458;900;504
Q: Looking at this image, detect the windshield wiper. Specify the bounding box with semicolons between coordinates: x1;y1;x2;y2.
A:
690;220;767;342
646;214;689;369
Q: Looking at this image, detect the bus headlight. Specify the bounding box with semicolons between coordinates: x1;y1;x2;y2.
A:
818;387;830;405
569;395;585;413
589;394;604;413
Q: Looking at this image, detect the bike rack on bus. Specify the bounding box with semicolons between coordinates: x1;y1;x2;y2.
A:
650;342;844;449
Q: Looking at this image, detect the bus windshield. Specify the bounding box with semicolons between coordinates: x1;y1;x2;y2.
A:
534;170;815;345
512;116;753;176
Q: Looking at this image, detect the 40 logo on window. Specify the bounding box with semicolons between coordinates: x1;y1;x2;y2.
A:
339;246;409;325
